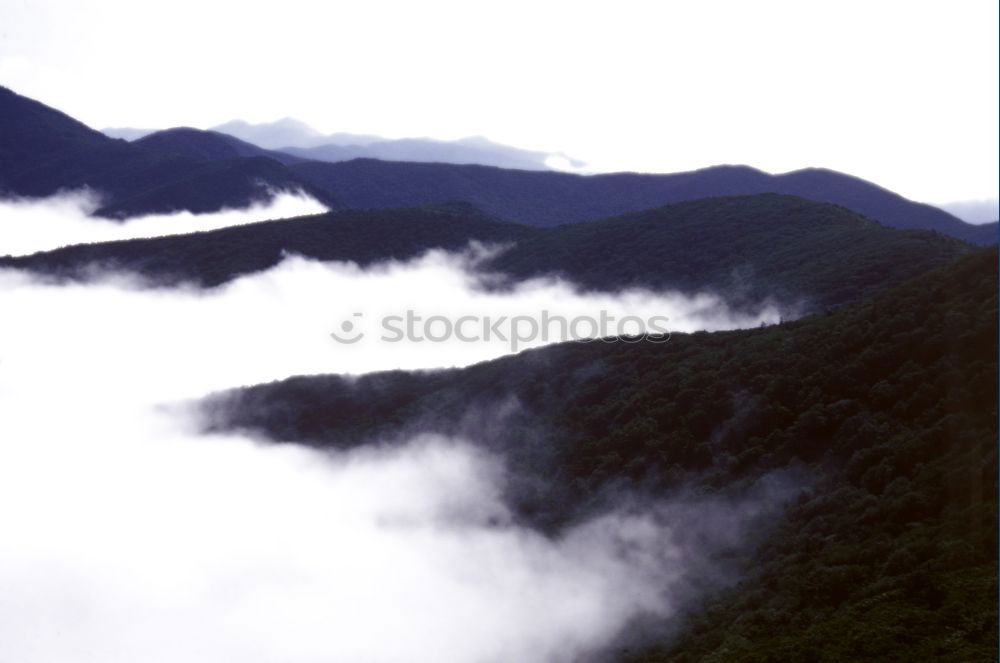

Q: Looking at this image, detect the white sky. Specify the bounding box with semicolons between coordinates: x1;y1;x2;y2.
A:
0;0;997;205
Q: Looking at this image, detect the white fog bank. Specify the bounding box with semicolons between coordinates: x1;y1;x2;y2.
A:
0;202;793;662
0;189;328;256
0;250;785;403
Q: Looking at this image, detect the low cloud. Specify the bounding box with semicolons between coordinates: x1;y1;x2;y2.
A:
0;407;793;662
0;189;328;257
0;250;784;401
0;199;795;661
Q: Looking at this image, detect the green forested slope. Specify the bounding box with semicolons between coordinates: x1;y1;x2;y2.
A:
209;249;998;661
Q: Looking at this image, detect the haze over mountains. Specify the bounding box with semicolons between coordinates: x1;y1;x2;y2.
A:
106;117;585;171
205;247;998;661
0;77;995;662
2;85;994;245
101;119;1000;229
108;116;1000;228
1;196;970;316
936;199;1000;225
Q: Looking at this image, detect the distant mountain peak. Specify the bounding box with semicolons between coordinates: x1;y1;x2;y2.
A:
208;119;584;171
218;116;321;136
211;117;336;150
1;86;994;244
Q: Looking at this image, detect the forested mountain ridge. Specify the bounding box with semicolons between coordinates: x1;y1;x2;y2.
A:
205;247;998;661
487;194;971;309
287;159;997;244
0;86;335;216
1;86;994;244
132;127;306;165
0;195;971;315
0;202;531;285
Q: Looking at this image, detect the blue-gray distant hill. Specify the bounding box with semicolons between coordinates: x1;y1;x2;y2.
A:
0;87;334;216
210;118;582;171
278;136;578;171
286;159;997;244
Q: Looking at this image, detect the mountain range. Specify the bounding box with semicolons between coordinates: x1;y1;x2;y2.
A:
205;245;998;661
213;118;585;171
107;117;584;171
0;82;995;660
0;87;336;216
2;85;994;245
1;195;970;315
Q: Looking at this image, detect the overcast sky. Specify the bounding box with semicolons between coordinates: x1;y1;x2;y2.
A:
1;0;997;208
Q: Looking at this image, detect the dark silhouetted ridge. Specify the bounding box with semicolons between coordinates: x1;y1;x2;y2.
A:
2;194;970;312
207;247;998;661
0;86;992;244
0;86;329;217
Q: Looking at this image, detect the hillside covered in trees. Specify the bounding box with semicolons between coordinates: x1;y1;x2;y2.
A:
205;248;998;661
1;195;971;314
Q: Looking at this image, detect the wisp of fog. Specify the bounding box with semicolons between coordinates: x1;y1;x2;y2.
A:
0;189;328;256
0;195;793;662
